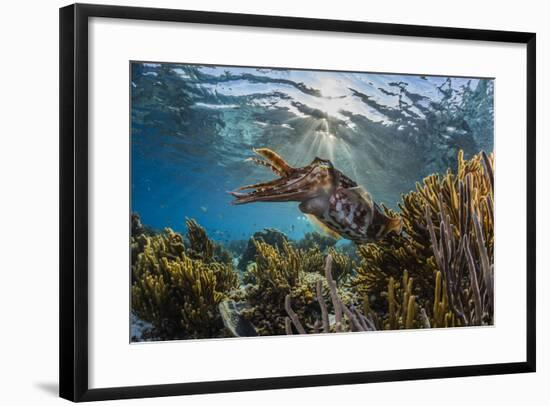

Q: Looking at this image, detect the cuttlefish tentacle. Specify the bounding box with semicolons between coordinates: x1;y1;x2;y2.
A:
252;148;293;176
244;157;285;177
230;147;402;243
236;178;287;191
233;153;298;194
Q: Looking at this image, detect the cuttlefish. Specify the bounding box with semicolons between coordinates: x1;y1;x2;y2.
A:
229;148;402;243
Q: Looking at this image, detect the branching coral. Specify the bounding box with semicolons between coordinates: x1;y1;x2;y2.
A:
430;270;455;328
285;254;445;334
244;238;351;283
420;151;493;326
382;269;446;330
425;200;493;326
238;228;289;271
295;231;338;252
297;246;325;275
131;223;239;340
352;214;436;312
352;150;494;327
185;218;214;262
241;239;330;335
285;255;376;334
184;218;233;264
131;150;493;341
248;239;302;288
327;246;355;283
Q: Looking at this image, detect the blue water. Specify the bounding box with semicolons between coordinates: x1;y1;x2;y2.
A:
131;62;493;243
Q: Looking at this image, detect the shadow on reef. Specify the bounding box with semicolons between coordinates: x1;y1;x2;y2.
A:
131;150;493;340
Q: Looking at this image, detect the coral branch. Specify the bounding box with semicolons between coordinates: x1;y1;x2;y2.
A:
284;317;293;335
284;295;306;334
285;254;376;334
316;280;330;333
352;150;493;328
324;255;343;332
131;223;239;340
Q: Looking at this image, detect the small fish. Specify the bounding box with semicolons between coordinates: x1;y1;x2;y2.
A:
200;206;208;213
229;148;402;243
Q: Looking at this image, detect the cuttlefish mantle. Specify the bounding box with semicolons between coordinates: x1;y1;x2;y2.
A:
229;148;402;244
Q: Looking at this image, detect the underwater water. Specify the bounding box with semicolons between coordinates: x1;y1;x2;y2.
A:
131;62;494;244
130;62;495;341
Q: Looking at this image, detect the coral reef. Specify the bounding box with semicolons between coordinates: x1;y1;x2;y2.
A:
130;312;155;341
327;246;355;283
130;219;357;339
226;239;247;257
425;195;493;326
351;150;493;327
382;270;434;330
185;218;215;262
286;255;463;333
130;150;494;341
218;300;258;337
238;228;289;271
185;218;233;265
131;220;239;340
287;150;494;334
285;255;437;333
240;239;324;335
131;212;156;236
240;238;356;335
295;231;338;252
286;255;376;334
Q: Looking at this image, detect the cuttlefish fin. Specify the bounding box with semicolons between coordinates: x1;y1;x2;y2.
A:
306;214;342;240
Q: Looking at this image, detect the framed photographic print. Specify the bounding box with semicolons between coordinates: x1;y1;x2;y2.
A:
59;3;536;402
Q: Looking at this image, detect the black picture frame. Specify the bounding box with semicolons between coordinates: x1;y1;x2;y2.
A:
59;3;536;402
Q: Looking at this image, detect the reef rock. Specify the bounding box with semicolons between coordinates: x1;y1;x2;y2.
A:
219;300;258;337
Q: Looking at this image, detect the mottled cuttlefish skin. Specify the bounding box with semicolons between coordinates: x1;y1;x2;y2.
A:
230;148;402;243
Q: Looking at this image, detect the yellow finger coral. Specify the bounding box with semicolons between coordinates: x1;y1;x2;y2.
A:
352;150;494;327
131;223;239;340
242;239;331;335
